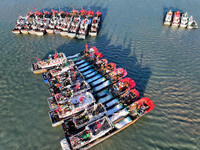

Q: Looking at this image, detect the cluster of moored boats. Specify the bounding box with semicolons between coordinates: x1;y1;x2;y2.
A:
164;10;198;29
32;45;154;149
12;7;102;39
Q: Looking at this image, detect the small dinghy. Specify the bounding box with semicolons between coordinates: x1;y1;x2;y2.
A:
164;10;173;26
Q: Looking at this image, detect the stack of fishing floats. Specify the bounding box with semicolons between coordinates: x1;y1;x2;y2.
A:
31;45;154;150
12;7;102;39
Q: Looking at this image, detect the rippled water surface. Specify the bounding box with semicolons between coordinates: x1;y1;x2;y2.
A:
0;0;200;150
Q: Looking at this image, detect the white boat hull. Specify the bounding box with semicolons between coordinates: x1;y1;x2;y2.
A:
21;30;29;34
180;24;187;28
29;30;36;35
35;31;44;36
76;34;86;39
187;25;193;29
60;139;70;150
67;32;76;38
12;30;21;34
54;29;60;34
172;23;180;27
46;29;54;34
60;31;68;36
164;21;171;26
89;31;97;36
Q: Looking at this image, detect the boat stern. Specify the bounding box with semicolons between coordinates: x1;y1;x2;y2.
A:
60;138;71;150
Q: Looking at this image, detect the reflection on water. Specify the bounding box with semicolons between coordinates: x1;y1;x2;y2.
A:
0;0;200;150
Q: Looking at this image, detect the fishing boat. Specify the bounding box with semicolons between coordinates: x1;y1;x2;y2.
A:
42;60;74;83
49;80;90;104
49;102;106;127
48;92;96;127
60;96;154;150
60;14;72;36
61;116;113;150
67;16;81;38
31;51;67;74
89;11;102;36
180;12;188;28
172;11;181;27
67;7;81;38
187;16;198;29
164;10;173;26
76;18;91;39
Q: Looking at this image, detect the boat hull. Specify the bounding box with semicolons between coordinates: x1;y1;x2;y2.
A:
60;31;68;36
35;31;44;36
172;23;180;27
33;69;47;74
12;30;21;34
163;21;171;26
54;29;61;34
29;30;36;35
180;24;187;28
67;32;76;38
46;29;54;34
21;30;29;34
89;32;97;36
76;34;86;39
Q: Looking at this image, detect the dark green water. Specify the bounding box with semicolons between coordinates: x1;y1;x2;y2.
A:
0;0;199;150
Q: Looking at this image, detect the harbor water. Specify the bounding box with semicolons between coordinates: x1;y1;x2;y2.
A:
0;0;199;149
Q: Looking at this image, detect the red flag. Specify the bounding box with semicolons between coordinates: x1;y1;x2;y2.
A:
36;56;41;63
85;43;88;53
76;81;80;90
72;72;76;79
79;96;85;102
96;122;102;129
54;50;58;59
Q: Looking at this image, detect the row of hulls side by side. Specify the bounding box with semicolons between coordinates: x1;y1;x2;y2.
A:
12;7;103;38
163;10;198;29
